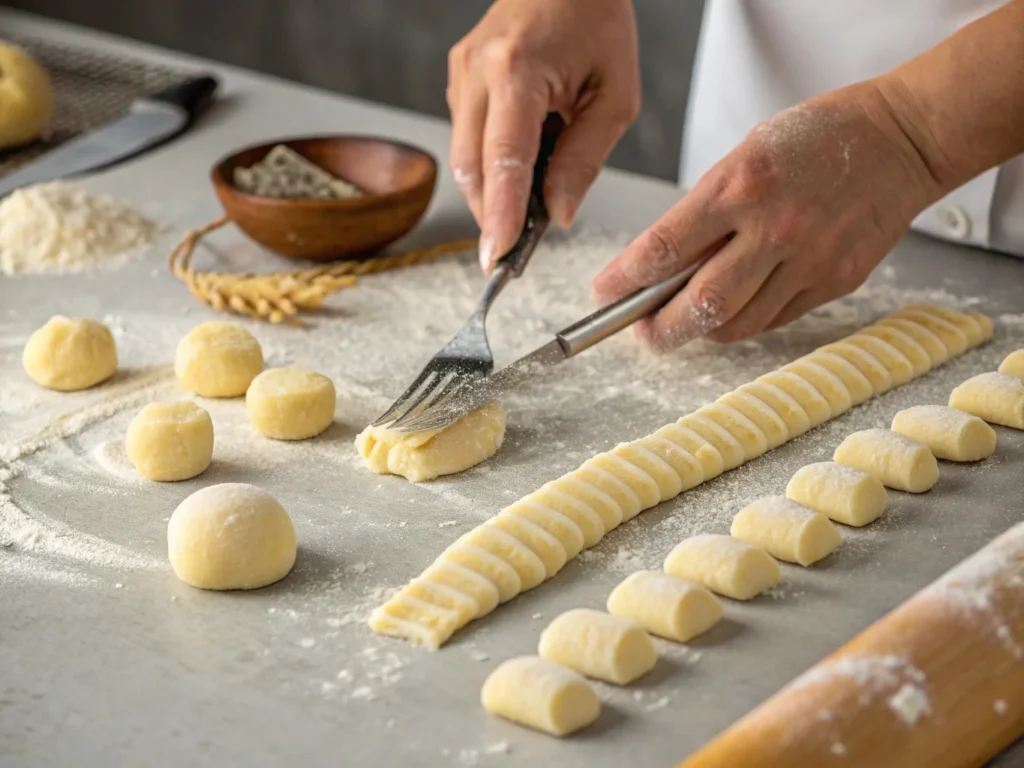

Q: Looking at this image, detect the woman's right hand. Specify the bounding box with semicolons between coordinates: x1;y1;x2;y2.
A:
447;0;641;272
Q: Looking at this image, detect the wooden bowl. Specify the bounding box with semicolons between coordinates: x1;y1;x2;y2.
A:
211;135;437;262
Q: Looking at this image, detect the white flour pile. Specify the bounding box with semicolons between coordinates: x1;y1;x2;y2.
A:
0;181;159;275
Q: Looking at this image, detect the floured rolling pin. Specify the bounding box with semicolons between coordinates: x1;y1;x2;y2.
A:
680;521;1024;768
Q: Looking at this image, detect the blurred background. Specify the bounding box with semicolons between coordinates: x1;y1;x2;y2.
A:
3;0;706;182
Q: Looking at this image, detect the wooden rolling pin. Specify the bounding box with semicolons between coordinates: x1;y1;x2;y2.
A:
680;522;1024;768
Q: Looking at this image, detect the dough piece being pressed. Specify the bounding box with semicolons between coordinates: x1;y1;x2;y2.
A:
696;402;769;460
175;321;263;398
664;534;780;601
167;483;296;590
780;359;853;418
888;308;968;355
731;496;842;566
949;372;1024;430
248;368;336;440
834;428;939;493
786;461;887;527
538;608;657;684
652;423;725;480
679;413;747;470
843;334;915;385
717;390;790;449
23;316;117;391
481;656;600;737
902;303;984;347
357;402;505;481
815;342;893;395
859;325;931;376
756;371;832;428
607;570;723;643
801;352;874;405
891;404;997;462
873;317;949;365
737;381;812;438
125;401;214;481
998;349;1024;379
0;42;53;149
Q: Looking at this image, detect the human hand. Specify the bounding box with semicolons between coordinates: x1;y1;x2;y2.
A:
447;0;640;272
590;81;946;352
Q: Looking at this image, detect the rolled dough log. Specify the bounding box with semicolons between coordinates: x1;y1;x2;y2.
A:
546;475;622;532
780;359;853;417
439;543;521;604
736;381;812;437
815;341;893;395
679;413;747;470
490;513;567;578
607;570;723;643
538;608;657;684
888;308;968;355
891;405;997;462
530;482;610;542
586;451;661;512
872;317;949;365
755;371;832;428
458;525;547;591
997;349;1024;379
369;593;462;650
731;496;842;566
834;429;940;493
611;442;683;501
356;402;506;481
717;390;790;449
481;656;600;737
652;423;725;480
503;502;586;559
247;368;335;440
420;561;499;619
949;372;1024;430
786;461;887;527
859;325;932;376
696;402;769;460
664;534;781;601
843;334;915;385
902;303;985;347
802;351;874;405
635;433;708;489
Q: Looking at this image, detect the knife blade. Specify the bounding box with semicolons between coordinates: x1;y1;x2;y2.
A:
0;75;218;198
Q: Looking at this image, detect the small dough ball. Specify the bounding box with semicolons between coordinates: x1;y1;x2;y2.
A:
23;316;117;391
538;608;657;684
607;570;723;643
834;428;939;493
175;321;263;397
125;401;214;481
730;496;842;567
998;349;1024;379
664;534;780;601
167;483;296;590
949;372;1024;430
786;461;887;527
0;43;53;149
891;404;997;462
356;402;506;481
481;656;600;737
247;367;336;440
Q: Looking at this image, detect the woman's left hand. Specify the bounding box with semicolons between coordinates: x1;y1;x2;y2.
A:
590;79;945;352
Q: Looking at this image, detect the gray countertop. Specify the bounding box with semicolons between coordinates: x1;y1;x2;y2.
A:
1;10;1022;767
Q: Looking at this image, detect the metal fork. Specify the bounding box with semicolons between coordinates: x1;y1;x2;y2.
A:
371;113;565;430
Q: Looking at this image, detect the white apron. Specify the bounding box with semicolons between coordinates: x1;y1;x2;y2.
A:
681;0;1024;256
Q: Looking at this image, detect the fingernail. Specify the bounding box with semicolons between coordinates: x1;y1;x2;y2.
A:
479;236;495;273
548;192;578;228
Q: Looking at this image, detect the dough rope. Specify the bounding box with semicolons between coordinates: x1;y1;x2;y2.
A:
369;304;990;649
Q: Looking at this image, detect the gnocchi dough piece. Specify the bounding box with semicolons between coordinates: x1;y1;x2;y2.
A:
23;316;117;391
401;579;479;627
572;463;643;522
968;310;994;342
834;428;939;492
357;402;505;481
891;404;997;462
802;352;873;405
635;433;707;490
167;483;296;590
370;593;462;650
611;442;682;502
843;334;914;385
998;349;1024;379
481;656;600;737
606;570;723;643
125;401;214;481
420;561;499;619
902;303;984;347
546;475;622;532
490;513;567;578
538;608;657;685
679;413;747;470
175;321;263;398
459;526;547;591
439;542;521;604
888;308;968;355
664;534;780;601
786;461;887;527
756;371;832;428
0;42;53;149
859;325;931;376
873;317;949;365
717;390;789;449
587;452;661;512
780;359;853;417
737;380;812;437
696;402;769;460
949;372;1024;430
652;423;725;480
731;496;842;566
528;485;607;545
815;342;893;395
504;503;585;559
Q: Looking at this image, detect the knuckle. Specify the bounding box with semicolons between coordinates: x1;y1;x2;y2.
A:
484;37;530;77
714;147;777;208
690;279;732;327
637;226;682;275
448;42;471;73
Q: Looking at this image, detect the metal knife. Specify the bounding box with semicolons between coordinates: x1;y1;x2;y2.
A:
395;257;707;432
0;75;219;198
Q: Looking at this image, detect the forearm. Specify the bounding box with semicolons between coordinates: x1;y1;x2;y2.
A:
877;0;1024;194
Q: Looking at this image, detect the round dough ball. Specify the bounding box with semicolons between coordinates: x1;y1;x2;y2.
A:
125;401;214;481
247;367;336;440
23;316;117;391
175;321;263;398
167;483;296;590
0;43;54;150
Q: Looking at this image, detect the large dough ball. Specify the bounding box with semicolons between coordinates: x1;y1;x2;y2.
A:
247;367;336;440
175;321;263;398
125;401;214;481
0;43;53;150
23;315;118;391
167;483;296;590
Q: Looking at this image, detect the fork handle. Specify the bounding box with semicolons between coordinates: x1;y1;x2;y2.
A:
555;259;706;357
